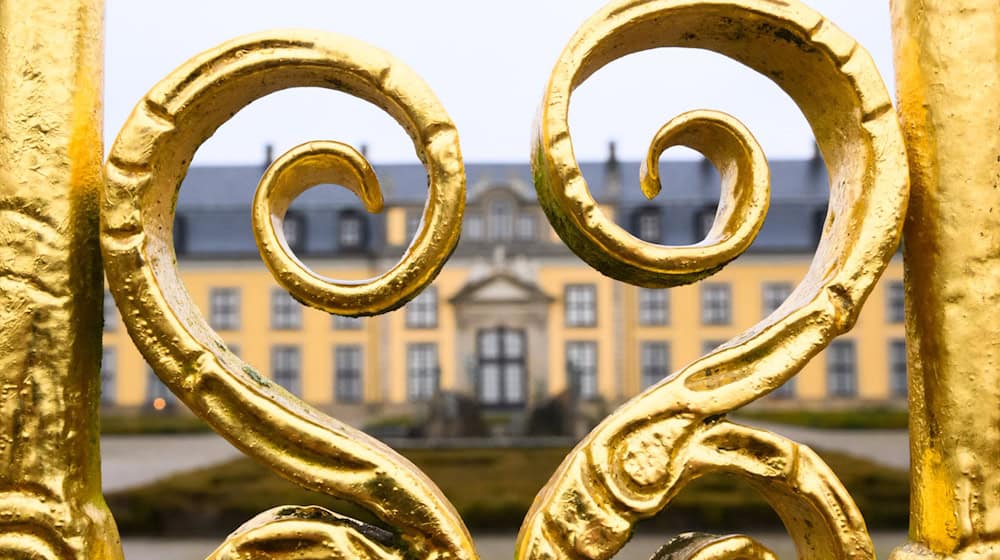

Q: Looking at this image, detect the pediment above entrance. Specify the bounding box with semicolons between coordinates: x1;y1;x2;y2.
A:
450;272;554;305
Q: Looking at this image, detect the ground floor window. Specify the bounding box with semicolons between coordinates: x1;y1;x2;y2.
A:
890;339;907;398
407;343;439;401
566;341;598;399
145;366;176;410
335;345;363;403
640;342;669;389
477;327;526;406
827;340;858;398
272;345;302;396
101;347;116;405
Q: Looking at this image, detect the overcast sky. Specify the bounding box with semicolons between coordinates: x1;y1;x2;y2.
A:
105;1;894;165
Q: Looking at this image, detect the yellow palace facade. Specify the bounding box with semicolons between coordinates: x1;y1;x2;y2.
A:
100;146;906;417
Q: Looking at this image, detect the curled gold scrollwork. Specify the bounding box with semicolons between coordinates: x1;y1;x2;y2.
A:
521;0;908;558
101;31;472;559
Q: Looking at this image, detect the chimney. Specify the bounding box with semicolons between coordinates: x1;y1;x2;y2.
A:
360;142;369;159
811;141;824;170
604;140;621;199
262;143;274;172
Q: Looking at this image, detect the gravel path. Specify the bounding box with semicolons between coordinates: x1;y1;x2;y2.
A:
101;433;240;493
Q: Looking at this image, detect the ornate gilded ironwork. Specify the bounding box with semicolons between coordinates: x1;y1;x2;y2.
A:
2;0;998;558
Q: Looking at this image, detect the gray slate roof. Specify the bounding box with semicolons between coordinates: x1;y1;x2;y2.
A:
174;157;830;259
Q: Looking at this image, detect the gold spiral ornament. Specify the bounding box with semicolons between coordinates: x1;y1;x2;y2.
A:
521;0;909;558
101;31;472;559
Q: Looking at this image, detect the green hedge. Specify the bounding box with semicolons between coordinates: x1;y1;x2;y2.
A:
106;446;907;536
735;408;908;430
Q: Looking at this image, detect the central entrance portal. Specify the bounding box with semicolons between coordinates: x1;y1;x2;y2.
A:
476;326;526;407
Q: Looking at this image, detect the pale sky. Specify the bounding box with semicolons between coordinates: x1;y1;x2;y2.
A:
105;1;894;165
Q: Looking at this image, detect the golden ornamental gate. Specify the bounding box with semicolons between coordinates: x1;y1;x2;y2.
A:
0;0;992;558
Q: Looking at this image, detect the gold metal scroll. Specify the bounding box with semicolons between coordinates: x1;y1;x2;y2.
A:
101;31;473;559
522;0;909;558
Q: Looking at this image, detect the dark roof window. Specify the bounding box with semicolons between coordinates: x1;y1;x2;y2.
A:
337;210;366;251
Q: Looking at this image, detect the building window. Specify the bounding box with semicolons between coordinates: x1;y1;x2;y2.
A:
771;378;796;399
466;213;484;240
476;327;526;406
272;345;302;396
407;343;439;401
146;367;176;410
489;199;514;241
103;290;117;332
283;211;305;251
517;213;537;241
638;288;669;326
101;347;116;405
696;205;717;239
405;209;421;239
640;342;670;389
702;339;726;355
887;281;905;323
335;346;363;403
332;314;363;330
338;212;364;249
701;283;731;325
827;340;858;398
209;287;240;331
271;289;301;330
406;286;438;328
635;208;661;242
565;284;597;327
173;214;188;256
227;343;240;358
762;282;792;317
566;341;598;399
890;339;907;398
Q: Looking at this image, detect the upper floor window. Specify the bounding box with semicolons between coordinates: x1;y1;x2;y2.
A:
517;213;537;241
887;281;905;323
332;314;363;330
565;284;597;327
209;287;240;331
101;347;116;405
635;208;662;242
701;283;731;325
406;286;438;328
640;342;670;389
283;211;305;251
489;199;514;241
762;282;792;317
338;211;364;249
890;339;907;398
827;340;857;398
566;341;598;399
335;345;363;403
272;345;302;396
103;290;117;332
702;339;726;355
466;212;484;240
638;288;669;326
407;343;439;401
271;289;301;330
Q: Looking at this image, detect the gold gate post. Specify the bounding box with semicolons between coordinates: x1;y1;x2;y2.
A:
892;1;1000;558
0;1;121;558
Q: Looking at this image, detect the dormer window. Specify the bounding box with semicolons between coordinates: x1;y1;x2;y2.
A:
695;205;716;240
634;208;661;242
466;213;484;240
489;199;514;241
517;213;536;241
284;211;305;252
338;211;364;250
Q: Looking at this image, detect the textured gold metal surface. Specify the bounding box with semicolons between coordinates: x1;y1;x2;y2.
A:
890;1;1000;558
0;1;122;558
102;31;472;560
522;0;908;558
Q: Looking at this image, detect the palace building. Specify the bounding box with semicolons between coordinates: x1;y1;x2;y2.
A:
100;145;906;419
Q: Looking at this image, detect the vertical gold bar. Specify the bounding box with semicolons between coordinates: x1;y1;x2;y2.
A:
891;1;1000;557
0;1;121;558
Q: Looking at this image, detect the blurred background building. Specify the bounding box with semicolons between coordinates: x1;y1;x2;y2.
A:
100;143;905;425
